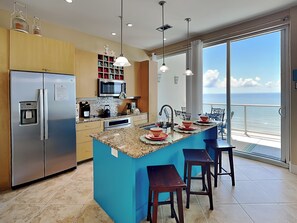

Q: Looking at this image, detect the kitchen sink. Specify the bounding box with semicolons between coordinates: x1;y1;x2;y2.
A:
140;122;178;130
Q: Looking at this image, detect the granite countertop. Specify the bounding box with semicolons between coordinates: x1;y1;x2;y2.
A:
90;124;216;159
76;112;147;124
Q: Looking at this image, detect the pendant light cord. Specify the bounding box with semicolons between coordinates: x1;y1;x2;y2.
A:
161;2;165;65
186;18;191;69
120;0;123;56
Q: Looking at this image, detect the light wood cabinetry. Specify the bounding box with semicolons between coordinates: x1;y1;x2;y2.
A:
75;49;98;98
76;121;103;162
0;28;10;190
132;113;148;126
10;30;75;74
137;60;158;122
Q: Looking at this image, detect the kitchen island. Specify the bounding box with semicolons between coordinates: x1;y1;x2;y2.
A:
91;124;217;223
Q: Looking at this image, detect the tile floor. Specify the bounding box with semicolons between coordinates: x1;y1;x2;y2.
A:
1;156;297;223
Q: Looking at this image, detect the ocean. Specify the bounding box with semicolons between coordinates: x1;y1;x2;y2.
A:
203;93;281;135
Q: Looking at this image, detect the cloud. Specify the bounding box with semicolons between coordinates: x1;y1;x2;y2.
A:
265;80;280;88
203;69;262;88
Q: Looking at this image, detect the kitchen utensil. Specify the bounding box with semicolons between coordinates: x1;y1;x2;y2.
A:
104;105;110;118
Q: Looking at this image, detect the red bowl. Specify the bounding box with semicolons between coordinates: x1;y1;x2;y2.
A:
200;116;209;122
150;127;163;137
182;121;193;128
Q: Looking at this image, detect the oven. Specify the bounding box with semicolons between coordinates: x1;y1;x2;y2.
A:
103;117;131;131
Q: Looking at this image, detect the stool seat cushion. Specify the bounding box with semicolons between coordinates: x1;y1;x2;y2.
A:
147;165;186;189
183;149;213;163
204;139;235;149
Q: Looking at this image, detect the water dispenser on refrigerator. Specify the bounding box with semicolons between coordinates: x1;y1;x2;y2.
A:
19;101;37;125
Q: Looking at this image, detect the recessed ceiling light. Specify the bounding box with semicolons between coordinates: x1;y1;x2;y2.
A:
65;0;72;3
111;32;116;36
126;23;133;27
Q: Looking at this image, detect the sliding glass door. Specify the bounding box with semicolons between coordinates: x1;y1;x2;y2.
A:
203;29;289;163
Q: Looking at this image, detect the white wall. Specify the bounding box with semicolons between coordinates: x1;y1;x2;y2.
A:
157;53;186;118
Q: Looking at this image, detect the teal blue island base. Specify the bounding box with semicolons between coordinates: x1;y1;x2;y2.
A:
93;127;217;223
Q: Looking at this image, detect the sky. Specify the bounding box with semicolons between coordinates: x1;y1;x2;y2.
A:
203;31;281;94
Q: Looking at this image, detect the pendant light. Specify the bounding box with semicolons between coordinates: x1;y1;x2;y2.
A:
159;1;169;73
184;18;194;76
114;0;131;67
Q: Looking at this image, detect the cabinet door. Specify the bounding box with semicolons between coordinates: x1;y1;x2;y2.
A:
44;37;74;74
0;28;10;190
75;49;98;97
10;30;44;72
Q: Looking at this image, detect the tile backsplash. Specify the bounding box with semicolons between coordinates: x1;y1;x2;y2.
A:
77;97;123;117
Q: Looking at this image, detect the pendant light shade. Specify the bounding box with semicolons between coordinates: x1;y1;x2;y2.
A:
114;0;131;67
184;18;194;76
159;1;168;73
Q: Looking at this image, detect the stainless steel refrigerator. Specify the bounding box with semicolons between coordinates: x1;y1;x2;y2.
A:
10;71;77;187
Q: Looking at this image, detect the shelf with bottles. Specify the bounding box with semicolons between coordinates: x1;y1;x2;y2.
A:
98;54;124;80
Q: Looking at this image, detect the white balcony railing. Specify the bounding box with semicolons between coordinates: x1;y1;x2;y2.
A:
203;103;281;136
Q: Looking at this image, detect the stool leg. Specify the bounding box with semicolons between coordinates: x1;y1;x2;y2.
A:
219;150;222;173
202;165;206;191
186;163;192;209
176;188;185;223
183;160;187;184
214;150;219;187
228;149;235;186
170;192;174;218
147;187;152;221
207;164;214;210
152;191;159;223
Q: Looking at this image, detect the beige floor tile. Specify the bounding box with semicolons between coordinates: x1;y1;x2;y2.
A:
71;163;93;182
0;203;44;223
30;204;83;223
47;179;92;205
242;203;297;223
0;187;27;204
222;180;275;203
77;200;114;223
235;165;280;180
14;179;63;204
203;204;253;223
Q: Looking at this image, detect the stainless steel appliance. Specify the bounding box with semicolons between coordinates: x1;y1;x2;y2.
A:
98;78;126;97
103;117;131;130
10;71;77;187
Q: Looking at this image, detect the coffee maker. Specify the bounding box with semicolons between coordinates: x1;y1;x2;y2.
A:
79;101;90;118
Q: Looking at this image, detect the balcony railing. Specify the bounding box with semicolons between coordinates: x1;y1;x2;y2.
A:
203;103;281;136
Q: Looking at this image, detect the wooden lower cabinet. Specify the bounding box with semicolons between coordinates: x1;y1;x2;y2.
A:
133;113;148;126
76;121;103;162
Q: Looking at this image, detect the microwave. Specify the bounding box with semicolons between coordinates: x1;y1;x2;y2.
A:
98;79;126;97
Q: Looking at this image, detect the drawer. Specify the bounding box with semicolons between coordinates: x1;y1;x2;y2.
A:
76;121;101;131
77;141;93;162
133;114;148;122
76;129;98;143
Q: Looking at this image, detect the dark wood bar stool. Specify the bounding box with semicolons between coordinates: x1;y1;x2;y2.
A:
183;149;214;210
204;139;236;187
147;164;186;223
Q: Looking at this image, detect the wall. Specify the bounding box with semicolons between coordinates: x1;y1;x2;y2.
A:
157;53;186;120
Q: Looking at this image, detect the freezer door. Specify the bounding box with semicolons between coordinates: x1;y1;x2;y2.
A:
10;71;45;186
44;73;77;176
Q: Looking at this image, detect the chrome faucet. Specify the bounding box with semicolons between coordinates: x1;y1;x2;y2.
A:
159;104;174;131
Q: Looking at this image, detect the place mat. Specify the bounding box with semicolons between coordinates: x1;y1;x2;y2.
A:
139;135;172;145
194;121;216;126
173;126;200;134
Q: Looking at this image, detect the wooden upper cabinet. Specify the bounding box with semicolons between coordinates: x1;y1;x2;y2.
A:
10;30;74;74
75;49;98;98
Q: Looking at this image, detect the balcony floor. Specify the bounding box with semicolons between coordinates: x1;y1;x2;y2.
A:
228;130;281;160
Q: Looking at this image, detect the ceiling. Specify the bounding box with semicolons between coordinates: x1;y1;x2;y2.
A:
1;0;297;51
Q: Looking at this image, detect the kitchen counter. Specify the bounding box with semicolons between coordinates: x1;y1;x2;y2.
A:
90;123;216;158
91;123;217;223
76;112;147;124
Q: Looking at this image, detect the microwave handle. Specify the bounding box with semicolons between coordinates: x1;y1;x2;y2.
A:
121;83;126;93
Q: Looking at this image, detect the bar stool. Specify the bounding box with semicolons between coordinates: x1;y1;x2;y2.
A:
183;149;214;210
204;139;235;187
147;164;186;223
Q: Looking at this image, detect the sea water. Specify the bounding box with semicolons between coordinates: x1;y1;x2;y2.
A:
203;93;281;135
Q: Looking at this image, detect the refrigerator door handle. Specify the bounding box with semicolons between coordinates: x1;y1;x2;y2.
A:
39;89;44;141
44;89;49;140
